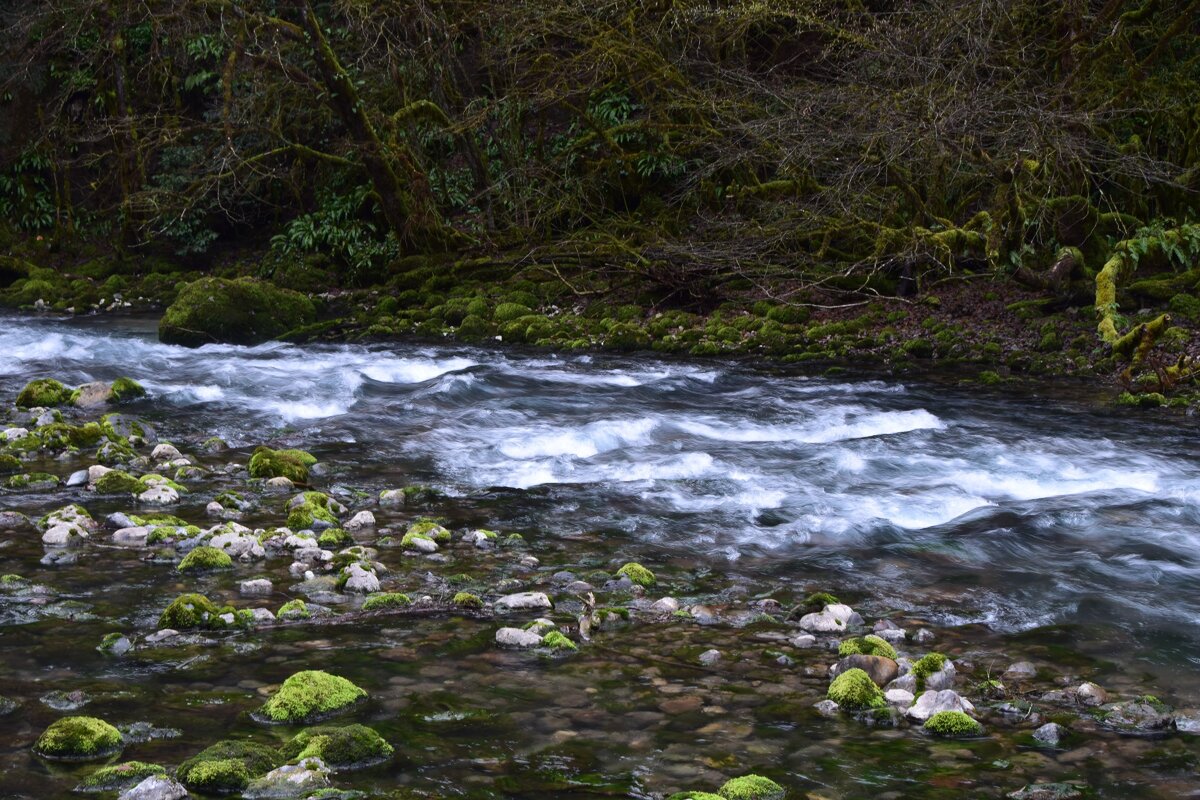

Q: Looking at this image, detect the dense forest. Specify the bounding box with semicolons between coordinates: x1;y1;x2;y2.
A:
2;0;1199;400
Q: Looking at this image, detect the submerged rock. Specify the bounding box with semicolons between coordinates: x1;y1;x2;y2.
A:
1033;722;1067;746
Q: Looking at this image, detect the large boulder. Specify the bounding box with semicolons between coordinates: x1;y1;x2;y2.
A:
158;277;315;347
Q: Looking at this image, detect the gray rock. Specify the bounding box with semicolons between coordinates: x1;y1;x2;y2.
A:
650;597;679;614
72;382;112;409
1076;682;1107;706
107;512;139;529
250;608;276;624
906;690;976;722
406;536;438;554
151;443;183;461
564;580;594;595
103;414;156;443
797;610;849;633
495;592;552;612
688;604;718;625
112;526;150;546
210;531;266;560
790;633;817;648
875;628;907;644
119;775;188;800
1097;699;1171;733
885;688;915;707
1173;709;1200;733
699;649;722;666
243;757;329;799
496;627;544;648
813;699;840;717
42;523;88;546
66;469;89;487
144;629;179;644
1006;783;1084;800
924;660;957;691
1004;661;1038;681
344;510;375;530
265;476;294;491
825;603;864;626
137;485;179;505
913;628;936;644
240;579;273;596
341;563;380;594
1033;722;1067;747
1;427;29;441
0;510;30;530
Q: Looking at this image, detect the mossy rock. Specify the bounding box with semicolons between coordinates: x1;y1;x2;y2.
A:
616;562;656;587
32;716;123;761
278;599;311;620
94;470;141;494
158;593;222;629
16;378;72;408
76;760;165;792
108;377;146;403
494;302;533;321
718;775;786;800
362;592;410;611
256;670;367;724
159;277;316;347
543;630;578;651
838;634;897;660
911;652;947;690
249;447;317;483
827;667;885;710
287;491;339;529
0;454;21;474
452;592;483;609
279;724;394;770
178;740;280;794
667;794;725;800
178;545;233;572
924;710;983;737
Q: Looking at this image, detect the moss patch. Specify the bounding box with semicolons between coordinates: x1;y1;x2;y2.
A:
158;277;316;346
178;545;233;572
108;377;146;403
616;562;656;587
924;710;983;737
158;593;222;629
257;670;367;723
362;592;410;611
16;378;71;408
178;740;280;794
718;775;786;800
249;447;317;483
827;667;885;710
76;761;165;792
33;716;123;760
838;634;898;660
279;724;393;770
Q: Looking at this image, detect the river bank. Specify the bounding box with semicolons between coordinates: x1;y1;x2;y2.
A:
2;314;1200;798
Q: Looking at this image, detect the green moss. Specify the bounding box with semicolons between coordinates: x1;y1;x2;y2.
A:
135;474;186;494
279;724;393;769
159;277;316;346
249;447;317;483
453;592;483;609
33;716;123;760
108;378;146;403
0;454;19;473
543;630;578;651
318;527;352;547
286;491;339;529
16;378;71;408
803;591;839;609
924;710;983;737
718;774;786;800
158;593;222;629
407;519;451;542
278;599;311;620
178;739;280;793
362;592;411;611
911;652;947;690
616;562;656;587
827;667;885;710
178;545;233;572
76;760;165;791
494;302;533;321
94;470;141;494
667;794;726;800
258;670;367;723
838;634;898;660
4;472;58;489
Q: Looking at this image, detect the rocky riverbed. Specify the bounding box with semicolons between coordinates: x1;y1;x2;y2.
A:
2;315;1200;799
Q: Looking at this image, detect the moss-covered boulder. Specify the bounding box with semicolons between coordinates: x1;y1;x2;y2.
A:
249;447;317;483
108;377;147;403
361;592;410;611
838;634;898;660
94;470;141;494
75;761;165;792
827;667;885;710
616;562;656;587
178;545;234;572
16;378;72;408
256;670;367;723
924;710;983;737
177;740;281;794
158;593;223;629
32;716;123;760
158;277;316;347
718;775;786;800
278;724;393;770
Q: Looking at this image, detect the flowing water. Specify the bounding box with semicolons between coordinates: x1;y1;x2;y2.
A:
2;312;1200;798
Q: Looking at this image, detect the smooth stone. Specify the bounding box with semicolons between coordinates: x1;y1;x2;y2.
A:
1006;784;1084;800
113;526;150;546
119;775;188;800
1098;700;1171;732
1004;661;1038;680
210;531;266;560
876;628;907;644
698;649;722;666
406;537;438;554
250;608;276;624
151;443;183;461
145;629;179;643
495;592;552;612
832;654;899;687
1173;709;1200;733
885;688;915;707
344;510;375;530
906;690;976;722
42;523;87;546
564;580;594;595
264;476;294;491
924;661;957;691
913;628;936;643
240;579;273;596
205;501;225;517
496;627;543;648
797;610;848;633
137;485;179;505
341;563;380;593
66;469;89;487
1;427;29;440
825;603;864;626
73;382;112;409
1076;682;1107;706
1033;722;1067;746
243;757;329;799
790;633;817;648
88;465;113;483
0;511;30;529
107;512;139;529
650;597;679;614
813;699;840;717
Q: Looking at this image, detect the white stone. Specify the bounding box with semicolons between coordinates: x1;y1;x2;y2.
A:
210;531;265;560
341;563;380;594
65;469;89;487
496;627;544;648
825;603;864;626
406;536;438;554
264;476;294;491
876;628;907;644
797;611;847;633
650;597;679;614
1077;682;1108;706
344;510;375;530
144;629;178;643
379;489;406;507
42;524;87;546
244;757;329;798
205;501;225;517
699;649;722;666
119;775;187;800
906;690;976;722
240;579;273;596
885;688;915;707
138;485;180;505
88;464;113;483
250;608;276;624
495;592;552;612
1;427;29;441
112;526;150;546
151;443;183;461
790;633;817;648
